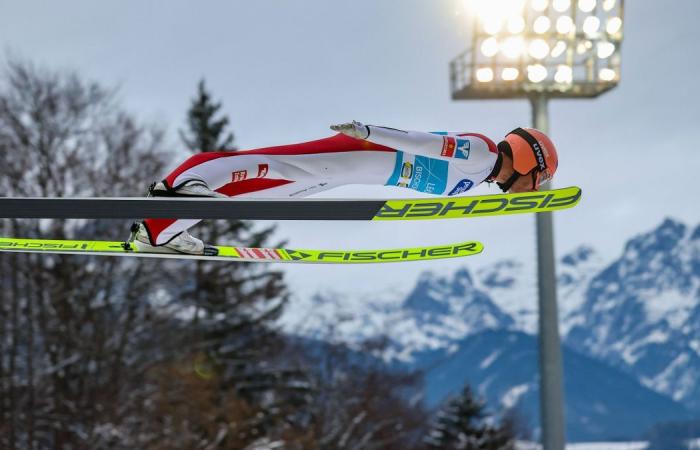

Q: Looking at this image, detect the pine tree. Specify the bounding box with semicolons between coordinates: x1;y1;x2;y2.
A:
425;385;515;450
179;79;235;152
165;80;310;446
177;78;287;331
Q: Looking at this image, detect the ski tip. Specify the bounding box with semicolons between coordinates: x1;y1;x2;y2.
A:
559;185;582;206
374;186;582;221
278;240;485;263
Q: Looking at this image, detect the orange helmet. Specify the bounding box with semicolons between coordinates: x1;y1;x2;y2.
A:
498;127;558;191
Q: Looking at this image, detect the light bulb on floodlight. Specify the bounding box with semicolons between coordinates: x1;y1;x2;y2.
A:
506;0;527;10
553;0;571;12
599;68;616;81
502;68;519;81
607;17;622;35
578;0;596;13
529;39;551;59
501;36;525;59
555;65;573;83
476;67;495;82
576;41;587;54
532;0;548;11
551;40;567;57
507;16;526;34
602;0;615;11
534;16;551;34
556;16;575;34
482;16;503;35
576;40;593;54
476;0;525;25
480;37;500;57
527;64;548;83
477;1;521;25
583;16;600;36
597;41;615;58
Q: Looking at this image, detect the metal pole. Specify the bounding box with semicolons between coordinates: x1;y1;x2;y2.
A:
531;93;566;450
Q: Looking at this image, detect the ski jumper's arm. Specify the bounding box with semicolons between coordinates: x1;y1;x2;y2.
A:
358;124;499;173
329;122;497;163
357;124;498;164
362;125;452;160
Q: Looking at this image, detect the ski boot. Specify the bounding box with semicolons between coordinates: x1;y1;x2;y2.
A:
148;180;228;198
124;222;218;256
122;179;222;255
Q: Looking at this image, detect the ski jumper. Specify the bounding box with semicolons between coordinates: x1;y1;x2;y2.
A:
143;126;498;245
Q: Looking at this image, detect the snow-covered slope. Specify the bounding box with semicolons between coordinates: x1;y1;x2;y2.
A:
419;330;690;441
557;246;606;335
475;259;538;333
280;288;406;345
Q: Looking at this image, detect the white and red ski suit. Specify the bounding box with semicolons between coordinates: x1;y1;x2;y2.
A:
143;126;498;245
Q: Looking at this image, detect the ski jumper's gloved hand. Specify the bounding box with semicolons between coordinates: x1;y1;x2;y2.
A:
330;121;370;139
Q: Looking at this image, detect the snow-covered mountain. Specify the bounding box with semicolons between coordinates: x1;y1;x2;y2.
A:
475;259;539;333
281;269;514;362
566;219;700;410
282;217;700;437
471;219;700;411
282;246;606;362
473;245;606;335
396;268;514;358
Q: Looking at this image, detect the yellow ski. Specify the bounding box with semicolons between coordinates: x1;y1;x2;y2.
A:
0;186;581;221
0;238;484;264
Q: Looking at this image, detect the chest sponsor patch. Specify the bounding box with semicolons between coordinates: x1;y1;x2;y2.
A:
408;156;448;194
448;178;474;196
386;152;448;194
455;138;471;160
441;137;471;160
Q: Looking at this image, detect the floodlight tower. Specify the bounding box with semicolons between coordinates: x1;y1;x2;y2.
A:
450;0;624;448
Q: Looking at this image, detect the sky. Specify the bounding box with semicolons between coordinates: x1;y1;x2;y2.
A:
2;0;699;299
